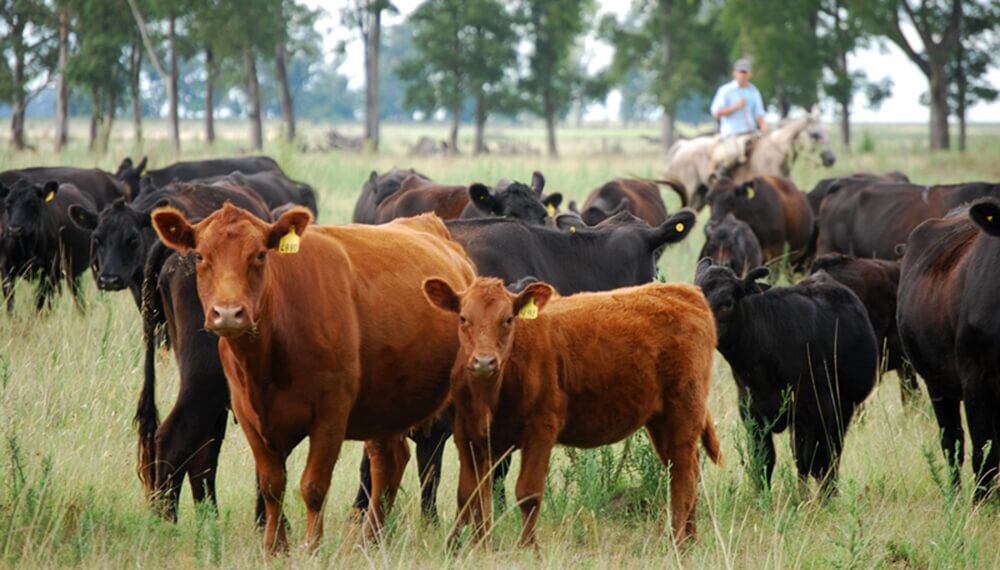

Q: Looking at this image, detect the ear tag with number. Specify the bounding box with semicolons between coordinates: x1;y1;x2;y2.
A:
546;203;556;217
278;228;300;254
45;191;55;203
518;297;538;320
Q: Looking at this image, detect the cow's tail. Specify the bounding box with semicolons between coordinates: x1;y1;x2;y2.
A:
135;241;172;498
651;178;690;208
702;411;722;465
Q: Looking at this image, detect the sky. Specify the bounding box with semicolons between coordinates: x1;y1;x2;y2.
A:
314;0;1000;124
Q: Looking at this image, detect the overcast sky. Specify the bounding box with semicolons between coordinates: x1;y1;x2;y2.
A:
314;0;1000;123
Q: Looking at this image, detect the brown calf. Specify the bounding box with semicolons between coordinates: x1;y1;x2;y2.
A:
151;204;475;552
580;178;688;227
423;277;720;547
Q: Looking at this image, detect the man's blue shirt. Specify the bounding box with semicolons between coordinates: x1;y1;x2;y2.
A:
710;80;766;137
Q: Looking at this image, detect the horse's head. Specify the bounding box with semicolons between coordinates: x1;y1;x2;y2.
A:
788;115;836;168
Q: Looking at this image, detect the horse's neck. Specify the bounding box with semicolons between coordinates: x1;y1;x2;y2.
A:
768;118;809;150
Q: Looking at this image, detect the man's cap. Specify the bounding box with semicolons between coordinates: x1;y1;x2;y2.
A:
734;58;752;72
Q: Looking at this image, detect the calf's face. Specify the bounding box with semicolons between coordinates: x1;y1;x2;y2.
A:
695;258;769;320
69;200;150;291
424;277;554;378
2;180;59;240
151;203;312;338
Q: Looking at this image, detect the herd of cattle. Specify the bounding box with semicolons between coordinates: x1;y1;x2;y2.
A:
1;155;999;552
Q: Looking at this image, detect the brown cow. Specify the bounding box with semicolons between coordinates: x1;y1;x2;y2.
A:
706;175;813;264
423;277;720;547
579;178;688;227
150;204;475;552
374;175;470;223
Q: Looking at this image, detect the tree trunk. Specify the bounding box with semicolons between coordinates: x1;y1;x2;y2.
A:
474;92;487;155
839;100;851;150
10;21;26;150
778;93;791;119
928;60;950;150
955;40;966;153
99;90;117;153
167;12;180;152
274;42;296;141
364;5;382;152
55;6;70;152
449;102;460;155
130;39;143;143
244;49;263;150
205;47;215;144
89;87;101;151
660;105;674;157
543;84;558;157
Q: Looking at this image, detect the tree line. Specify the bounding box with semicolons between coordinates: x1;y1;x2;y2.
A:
1;0;997;156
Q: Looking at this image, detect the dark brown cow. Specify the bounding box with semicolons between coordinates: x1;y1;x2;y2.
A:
151;205;475;551
706;175;813;263
354;167;429;223
816;181;1000;259
897;200;1000;499
423;277;720;547
810;254;920;405
806;171;910;216
578;178;687;227
374;175;470;223
699;213;763;277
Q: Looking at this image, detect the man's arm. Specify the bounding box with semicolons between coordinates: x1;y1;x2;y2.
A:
752;87;768;133
711;91;746;119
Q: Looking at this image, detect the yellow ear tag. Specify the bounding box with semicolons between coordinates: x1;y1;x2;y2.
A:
989;215;995;222
278;228;300;254
747;188;755;200
569;226;577;233
518;297;538;320
546;203;556;217
45;191;55;203
675;223;685;232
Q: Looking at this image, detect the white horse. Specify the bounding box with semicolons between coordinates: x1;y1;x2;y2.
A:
665;115;836;210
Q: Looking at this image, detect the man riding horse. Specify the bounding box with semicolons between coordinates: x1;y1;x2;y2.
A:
709;58;768;176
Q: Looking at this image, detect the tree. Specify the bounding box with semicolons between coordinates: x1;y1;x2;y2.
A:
603;0;729;154
518;0;595;157
126;0;183;152
948;2;999;152
852;0;962;150
722;0;821;118
344;0;396;152
1;0;57;150
53;1;69;151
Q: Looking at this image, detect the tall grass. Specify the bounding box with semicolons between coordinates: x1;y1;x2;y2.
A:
1;121;999;568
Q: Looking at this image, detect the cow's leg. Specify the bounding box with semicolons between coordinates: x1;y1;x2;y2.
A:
185;408;228;513
513;432;555;548
362;436;410;544
928;390;964;488
3;272;15;314
963;377;999;501
246;440;289;553
411;415;452;522
300;418;348;552
350;449;372;522
739;405;777;490
492;453;513;513
898;362;922;408
647;414;701;543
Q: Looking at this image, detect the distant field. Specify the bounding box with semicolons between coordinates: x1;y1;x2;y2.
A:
1;120;999;568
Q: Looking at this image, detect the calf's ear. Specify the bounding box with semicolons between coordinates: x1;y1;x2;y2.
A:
423;278;461;314
742;266;770;295
40;181;59;203
531;171;546;195
137;156;148;175
266;206;313;250
68;205;98;231
542;192;562;211
0;183;9;200
970;200;1000;237
151;206;197;253
648;209;696;249
469;183;501;214
513;282;555;318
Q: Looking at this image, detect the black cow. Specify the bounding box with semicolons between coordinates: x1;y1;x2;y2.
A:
695;259;877;494
458;171;562;224
810;254;919;405
68;182;274;308
806;171;910;216
0;179;97;311
115;155;282;197
699;213;763;277
352;209;698;520
196;170;318;217
134;187;276;522
354;167;429;223
897;200;1000;499
1;166;128;206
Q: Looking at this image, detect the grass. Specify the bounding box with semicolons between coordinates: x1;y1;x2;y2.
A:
2;119;1000;568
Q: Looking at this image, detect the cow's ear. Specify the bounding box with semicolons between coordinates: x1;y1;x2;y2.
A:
542;192;562;210
37;180;59;203
531;171;546;195
647;209;696;249
137;156;148;175
68;204;98;231
151;206;197;253
568;200;579;213
468;183;501;214
737;180;755;199
554;213;583;232
707;172;719;187
970;200;1000;237
742;266;770;295
0;183;9;200
512;282;555;319
367;170;378;186
266;206;313;250
423;278;461;314
695;257;714;281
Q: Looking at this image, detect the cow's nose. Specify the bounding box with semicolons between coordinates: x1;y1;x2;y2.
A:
209;304;247;334
7;225;23;237
469;354;499;376
96;274;125;291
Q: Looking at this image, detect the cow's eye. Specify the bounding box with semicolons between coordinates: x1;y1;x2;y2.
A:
127;236;138;247
505;317;514;326
459;315;467;325
193;252;204;262
256;251;267;262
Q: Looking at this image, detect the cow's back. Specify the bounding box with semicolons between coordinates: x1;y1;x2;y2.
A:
375;177;469;223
